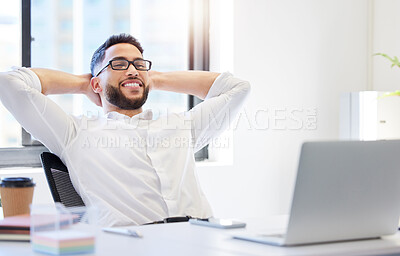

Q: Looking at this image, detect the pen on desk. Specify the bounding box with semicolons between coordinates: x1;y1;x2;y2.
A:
102;227;143;238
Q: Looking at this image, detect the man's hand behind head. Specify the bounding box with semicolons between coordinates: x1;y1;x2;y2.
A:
84;74;102;107
147;70;161;92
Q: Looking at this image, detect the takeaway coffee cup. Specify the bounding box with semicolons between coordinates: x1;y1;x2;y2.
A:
0;177;35;217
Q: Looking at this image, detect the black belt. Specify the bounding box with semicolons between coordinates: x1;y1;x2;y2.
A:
144;216;208;225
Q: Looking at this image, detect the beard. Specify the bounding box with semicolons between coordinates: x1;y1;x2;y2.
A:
105;83;149;110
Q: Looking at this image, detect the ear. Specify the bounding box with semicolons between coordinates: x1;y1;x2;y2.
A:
90;77;103;94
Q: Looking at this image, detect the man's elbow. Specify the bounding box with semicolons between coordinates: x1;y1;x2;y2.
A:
0;72;18;97
0;71;22;87
0;72;10;86
238;81;251;99
242;81;251;94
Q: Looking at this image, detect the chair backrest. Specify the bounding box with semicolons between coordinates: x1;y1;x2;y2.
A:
40;152;85;207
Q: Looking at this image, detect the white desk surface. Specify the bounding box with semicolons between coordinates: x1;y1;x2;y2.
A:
2;215;400;256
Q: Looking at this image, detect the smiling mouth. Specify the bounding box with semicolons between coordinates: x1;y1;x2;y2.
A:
122;82;141;88
121;78;143;88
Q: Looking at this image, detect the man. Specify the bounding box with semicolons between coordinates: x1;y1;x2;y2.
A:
0;33;250;226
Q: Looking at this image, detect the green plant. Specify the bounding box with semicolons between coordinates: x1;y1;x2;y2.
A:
374;53;400;68
374;53;400;98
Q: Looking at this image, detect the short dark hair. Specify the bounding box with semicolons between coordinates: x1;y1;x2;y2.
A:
90;33;144;76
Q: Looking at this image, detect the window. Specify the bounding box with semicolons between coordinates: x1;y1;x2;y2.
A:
0;0;209;167
0;1;21;148
31;0;188;118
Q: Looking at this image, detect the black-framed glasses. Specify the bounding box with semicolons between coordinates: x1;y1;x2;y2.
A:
95;59;152;77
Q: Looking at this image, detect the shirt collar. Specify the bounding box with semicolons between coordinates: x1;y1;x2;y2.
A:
106;109;153;120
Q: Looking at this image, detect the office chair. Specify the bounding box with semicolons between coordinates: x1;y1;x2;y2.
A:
40;152;85;207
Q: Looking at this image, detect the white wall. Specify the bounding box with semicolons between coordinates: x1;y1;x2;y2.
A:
372;0;400;91
198;0;372;218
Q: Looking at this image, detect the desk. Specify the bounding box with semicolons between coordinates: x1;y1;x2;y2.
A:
2;216;400;256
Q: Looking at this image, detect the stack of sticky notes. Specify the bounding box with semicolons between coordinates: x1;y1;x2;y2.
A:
31;230;95;255
0;214;31;241
0;213;79;242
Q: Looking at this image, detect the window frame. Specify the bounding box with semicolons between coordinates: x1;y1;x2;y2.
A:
0;0;48;168
0;0;210;168
190;0;210;161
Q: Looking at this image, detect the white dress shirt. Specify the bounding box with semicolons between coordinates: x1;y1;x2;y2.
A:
0;68;250;226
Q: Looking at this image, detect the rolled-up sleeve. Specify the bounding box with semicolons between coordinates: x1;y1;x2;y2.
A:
0;67;76;155
189;72;251;152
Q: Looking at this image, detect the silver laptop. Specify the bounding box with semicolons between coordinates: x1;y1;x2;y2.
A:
234;140;400;246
